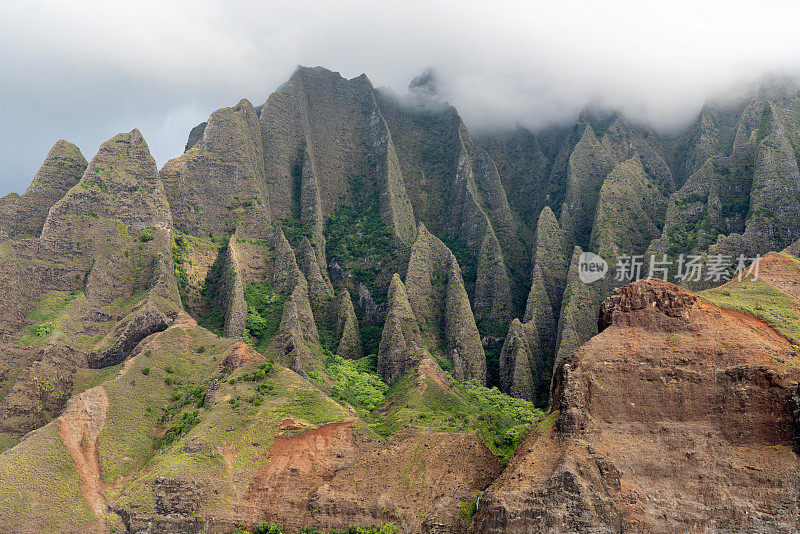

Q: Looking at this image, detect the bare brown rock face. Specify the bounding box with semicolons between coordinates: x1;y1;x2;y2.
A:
310;428;502;533
598;278;698;332
0;345;86;435
473;278;800;533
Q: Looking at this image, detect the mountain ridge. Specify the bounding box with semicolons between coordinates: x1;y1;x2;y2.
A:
1;65;800;533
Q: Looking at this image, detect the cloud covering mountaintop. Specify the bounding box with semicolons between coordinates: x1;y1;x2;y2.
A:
1;0;799;195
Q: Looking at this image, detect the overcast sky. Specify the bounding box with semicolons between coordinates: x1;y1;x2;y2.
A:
2;0;800;196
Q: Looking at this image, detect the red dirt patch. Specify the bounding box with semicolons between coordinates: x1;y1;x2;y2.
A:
58;386;109;521
219;340;258;372
238;421;359;529
721;308;794;349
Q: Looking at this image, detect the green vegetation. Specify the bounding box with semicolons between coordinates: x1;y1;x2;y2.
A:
198;239;230;335
437;233;477;289
330;524;398;534
484;345;502;389
0;433;19;454
701;276;800;344
20;290;80;346
283;387;346;426
252;524;285;534
280;218;314;248
453;379;542;462
97;327;227;481
229;361;276;408
0;423;96;530
79;177;109;194
172;234;190;308
33;322;52;337
325;352;388;413
458;493;482;522
477;316;510;339
158;410;201;448
244;282;287;354
325;173;397;302
139;225;156;243
157;380;210;447
317;326;340;354
359;322;383;358
371;367;544;463
72;363;122;395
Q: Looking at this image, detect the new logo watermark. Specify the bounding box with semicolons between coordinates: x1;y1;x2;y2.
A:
578;252;608;284
576;252;761;284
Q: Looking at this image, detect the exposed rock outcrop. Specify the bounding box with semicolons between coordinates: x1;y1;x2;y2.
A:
5;66;800;534
161;99;271;238
498;318;544;404
310;428;502;533
598;278;698;332
39;129;175;307
553;246;599;373
297;236;335;327
591;155;671;259
444;257;486;383
42;129;172;242
376;88;527;323
473;278;800;532
273;272;322;376
87;304;176;368
0;345;86;436
219;236;248;339
559;124;616;249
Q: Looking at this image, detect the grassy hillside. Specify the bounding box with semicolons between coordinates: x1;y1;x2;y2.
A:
701;273;800;345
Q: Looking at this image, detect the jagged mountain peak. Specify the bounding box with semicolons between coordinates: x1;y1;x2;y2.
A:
289;64;373;89
0;138;87;240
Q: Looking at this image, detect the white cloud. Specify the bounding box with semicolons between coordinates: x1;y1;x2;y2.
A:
1;0;799;194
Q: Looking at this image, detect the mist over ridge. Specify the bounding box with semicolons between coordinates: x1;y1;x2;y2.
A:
3;0;800;195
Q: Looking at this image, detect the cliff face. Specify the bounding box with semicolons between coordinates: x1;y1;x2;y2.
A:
492;83;800;404
161;99;270;238
473;269;800;532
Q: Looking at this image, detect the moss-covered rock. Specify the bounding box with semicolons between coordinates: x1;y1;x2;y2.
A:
445;257;486;383
378;274;422;384
498;318;545;404
559;124;616;250
553;246;599;375
591;155;671;259
405;224;485;380
334;289;362;359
